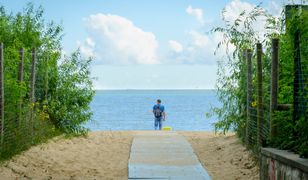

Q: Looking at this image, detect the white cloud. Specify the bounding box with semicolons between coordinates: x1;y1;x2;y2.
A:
80;0;283;67
222;0;280;42
168;0;271;65
168;40;183;53
189;30;209;47
77;40;95;58
168;3;243;65
186;5;205;24
81;13;159;65
223;0;255;23
268;1;281;16
167;30;222;65
85;37;95;47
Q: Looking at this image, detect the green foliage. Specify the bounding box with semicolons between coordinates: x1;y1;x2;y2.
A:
270;111;294;149
0;3;94;160
209;4;271;136
49;51;94;134
210;3;308;157
273;6;308;158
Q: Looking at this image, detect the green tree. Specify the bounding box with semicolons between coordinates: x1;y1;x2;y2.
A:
0;3;94;160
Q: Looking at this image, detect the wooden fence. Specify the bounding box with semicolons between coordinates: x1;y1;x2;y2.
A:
0;44;53;160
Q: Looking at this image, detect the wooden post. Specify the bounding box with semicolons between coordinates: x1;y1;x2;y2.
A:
270;39;279;139
18;48;24;125
293;29;306;137
246;49;253;146
29;48;37;133
18;48;24;83
256;43;264;147
30;48;36;103
0;43;4;146
44;54;48;102
243;49;247;144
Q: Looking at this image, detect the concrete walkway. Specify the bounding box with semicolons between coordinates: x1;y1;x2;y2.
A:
128;131;211;180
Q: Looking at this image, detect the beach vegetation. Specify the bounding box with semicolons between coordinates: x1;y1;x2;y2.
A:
209;2;308;157
0;3;94;160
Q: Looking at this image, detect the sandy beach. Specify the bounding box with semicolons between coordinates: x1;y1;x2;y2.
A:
181;132;259;180
0;131;259;180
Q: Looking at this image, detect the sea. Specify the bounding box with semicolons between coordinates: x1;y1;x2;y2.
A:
85;90;221;131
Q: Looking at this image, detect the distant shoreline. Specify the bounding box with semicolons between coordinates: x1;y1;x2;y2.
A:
94;89;218;91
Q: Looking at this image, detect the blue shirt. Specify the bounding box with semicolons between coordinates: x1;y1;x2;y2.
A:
153;104;165;112
153;104;165;118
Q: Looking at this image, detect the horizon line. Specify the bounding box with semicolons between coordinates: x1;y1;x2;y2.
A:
94;88;217;91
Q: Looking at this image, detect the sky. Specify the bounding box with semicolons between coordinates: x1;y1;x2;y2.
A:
0;0;300;89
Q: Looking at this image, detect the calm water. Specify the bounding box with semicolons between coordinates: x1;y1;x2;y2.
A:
85;90;220;131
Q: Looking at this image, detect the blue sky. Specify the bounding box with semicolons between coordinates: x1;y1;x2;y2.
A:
0;0;292;89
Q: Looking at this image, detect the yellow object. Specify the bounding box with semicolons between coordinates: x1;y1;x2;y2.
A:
251;101;257;108
162;126;172;131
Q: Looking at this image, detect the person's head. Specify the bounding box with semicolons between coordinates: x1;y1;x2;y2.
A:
157;99;161;105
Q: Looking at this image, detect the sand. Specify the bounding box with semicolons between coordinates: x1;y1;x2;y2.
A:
0;131;134;180
181;131;259;180
0;131;259;180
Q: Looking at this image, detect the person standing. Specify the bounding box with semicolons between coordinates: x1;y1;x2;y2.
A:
153;99;165;130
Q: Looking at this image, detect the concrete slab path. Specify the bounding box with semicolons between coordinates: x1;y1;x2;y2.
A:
128;131;211;180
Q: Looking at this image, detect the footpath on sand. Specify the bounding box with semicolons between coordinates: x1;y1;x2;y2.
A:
128;131;211;180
